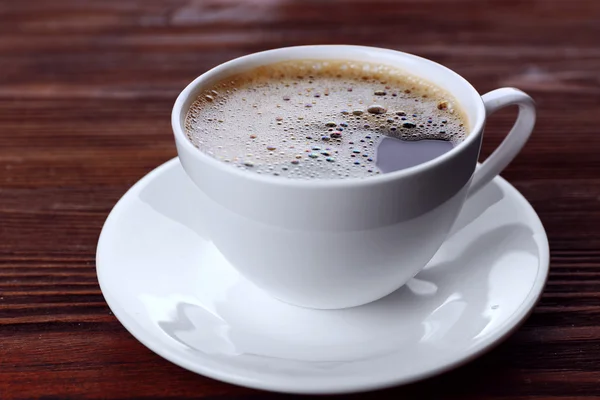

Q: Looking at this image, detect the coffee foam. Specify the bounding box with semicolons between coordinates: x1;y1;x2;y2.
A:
185;60;468;179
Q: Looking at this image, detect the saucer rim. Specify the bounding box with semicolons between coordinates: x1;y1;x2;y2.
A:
96;157;550;394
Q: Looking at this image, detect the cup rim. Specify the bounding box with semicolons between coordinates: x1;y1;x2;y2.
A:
172;45;486;188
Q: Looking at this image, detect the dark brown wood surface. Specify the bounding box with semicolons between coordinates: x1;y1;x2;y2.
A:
1;0;599;398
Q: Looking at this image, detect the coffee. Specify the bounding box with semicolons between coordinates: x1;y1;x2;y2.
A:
185;60;468;179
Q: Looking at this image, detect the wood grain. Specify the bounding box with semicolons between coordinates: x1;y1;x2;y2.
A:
1;0;599;398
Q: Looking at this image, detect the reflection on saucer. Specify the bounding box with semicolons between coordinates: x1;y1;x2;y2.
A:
138;221;537;363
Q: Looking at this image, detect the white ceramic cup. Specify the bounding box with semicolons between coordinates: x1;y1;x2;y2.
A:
172;45;536;309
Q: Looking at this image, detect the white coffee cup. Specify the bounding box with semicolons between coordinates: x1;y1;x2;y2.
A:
172;45;535;309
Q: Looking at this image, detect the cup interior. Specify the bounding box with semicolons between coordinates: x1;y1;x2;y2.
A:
172;45;486;185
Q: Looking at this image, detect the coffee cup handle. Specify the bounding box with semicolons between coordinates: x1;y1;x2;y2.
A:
468;87;536;197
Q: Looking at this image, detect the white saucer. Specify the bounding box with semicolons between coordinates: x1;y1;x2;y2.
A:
97;158;549;394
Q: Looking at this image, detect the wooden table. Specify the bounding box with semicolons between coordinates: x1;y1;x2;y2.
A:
1;0;599;398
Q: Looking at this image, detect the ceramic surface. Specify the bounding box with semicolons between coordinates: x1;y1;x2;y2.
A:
97;158;549;394
172;45;536;309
